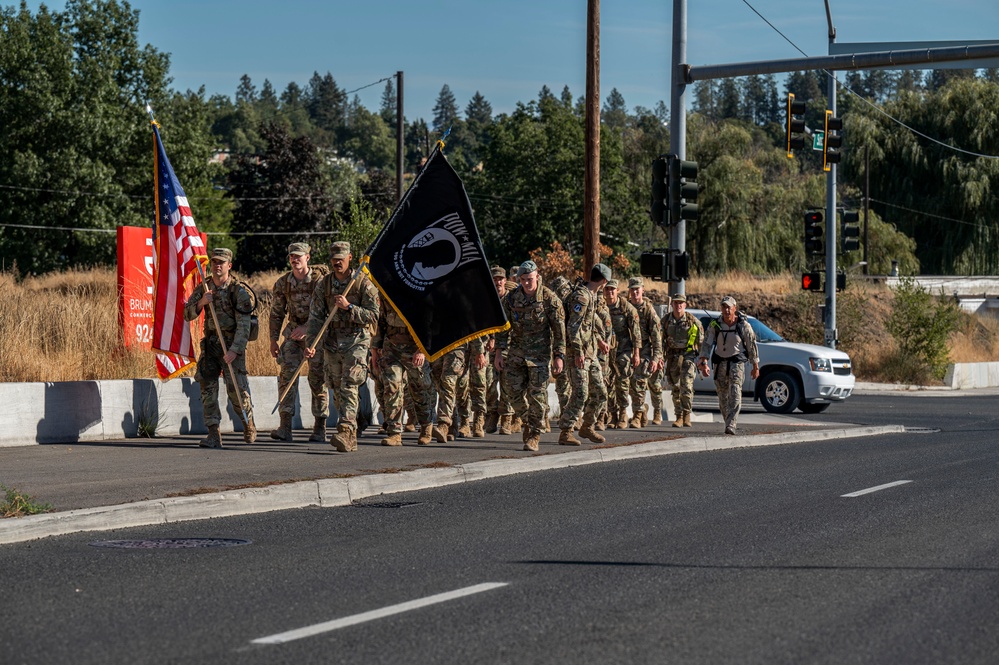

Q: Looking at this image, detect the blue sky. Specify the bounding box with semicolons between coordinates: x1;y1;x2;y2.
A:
20;0;999;120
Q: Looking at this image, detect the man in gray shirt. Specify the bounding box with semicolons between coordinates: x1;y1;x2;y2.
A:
697;295;759;435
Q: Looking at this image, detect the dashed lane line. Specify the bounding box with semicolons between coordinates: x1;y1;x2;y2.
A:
841;480;913;498
250;582;509;646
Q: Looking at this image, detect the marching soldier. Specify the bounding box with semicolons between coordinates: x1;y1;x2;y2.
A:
496;260;566;451
371;301;435;446
549;275;574;422
304;241;380;452
268;242;329;442
663;293;704;428
485;266;514;434
603;279;642;429
627;277;664;428
557;263;611;445
697;295;759;435
184;247;255;448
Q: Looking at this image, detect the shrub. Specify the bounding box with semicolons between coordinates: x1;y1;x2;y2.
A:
886;276;961;380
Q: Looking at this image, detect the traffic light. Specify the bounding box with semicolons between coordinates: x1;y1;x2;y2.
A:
668;155;699;223
671;250;690;281
804;210;824;255
840;209;860;252
801;271;822;291
650;156;668;226
823;110;843;172
639;251;668;281
786;93;807;158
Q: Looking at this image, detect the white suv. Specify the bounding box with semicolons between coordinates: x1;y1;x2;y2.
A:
685;308;855;414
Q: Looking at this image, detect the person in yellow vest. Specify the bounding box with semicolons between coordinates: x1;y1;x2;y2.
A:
663;293;704;427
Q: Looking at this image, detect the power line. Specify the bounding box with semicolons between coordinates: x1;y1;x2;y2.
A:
868;197;989;229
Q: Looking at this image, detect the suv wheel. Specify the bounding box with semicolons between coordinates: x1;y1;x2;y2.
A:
760;371;801;414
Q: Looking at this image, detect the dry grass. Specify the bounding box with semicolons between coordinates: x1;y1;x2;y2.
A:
0;267;280;383
2;268;997;384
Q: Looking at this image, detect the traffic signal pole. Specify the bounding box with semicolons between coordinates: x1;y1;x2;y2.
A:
824;0;838;348
668;0;687;296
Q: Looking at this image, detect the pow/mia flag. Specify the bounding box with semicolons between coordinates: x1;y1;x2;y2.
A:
362;145;509;361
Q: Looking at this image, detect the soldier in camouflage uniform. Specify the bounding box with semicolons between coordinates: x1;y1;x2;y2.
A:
557;263;612;445
268;242;330;442
627;277;664;428
663;293;704;428
549;275;574;423
697;295;759;435
593;295;614;430
304;241;381;452
604;279;642;429
466;338;489;438
646;292;670;425
485;266;513;434
184;247;255;448
430;343;467;442
371;302;435;446
496;260;566;451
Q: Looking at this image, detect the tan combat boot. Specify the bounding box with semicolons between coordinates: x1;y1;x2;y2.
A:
457;421;472;438
512;416;523;432
472;413;485;438
640;405;649;427
558;429;581;446
651;407;663;426
404;421;416;433
629;406;643;429
243;418;257;443
270;413;293;441
672;413;684;428
309;420;327;442
484;411;499;434
578;422;606;443
381;432;402;446
433;422;449;443
615;410;628;430
330;424;353;452
497;414;512;435
523;432;540;452
199;425;222;449
595;412;606;431
417;423;433;445
683;412;692;427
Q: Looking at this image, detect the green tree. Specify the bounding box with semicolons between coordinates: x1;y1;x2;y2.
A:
0;0;207;275
432;84;458;134
226;123;333;273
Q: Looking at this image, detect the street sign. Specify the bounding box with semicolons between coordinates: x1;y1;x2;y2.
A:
812;131;825;151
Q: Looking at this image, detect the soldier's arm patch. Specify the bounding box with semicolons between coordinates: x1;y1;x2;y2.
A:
573;303;583;313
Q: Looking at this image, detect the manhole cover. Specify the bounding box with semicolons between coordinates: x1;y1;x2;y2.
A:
905;427;941;434
89;538;252;549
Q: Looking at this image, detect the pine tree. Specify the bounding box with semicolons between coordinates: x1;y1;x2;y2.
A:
432;84;458;133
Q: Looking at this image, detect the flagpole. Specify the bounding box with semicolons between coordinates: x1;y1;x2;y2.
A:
272;264;364;412
148;104;249;424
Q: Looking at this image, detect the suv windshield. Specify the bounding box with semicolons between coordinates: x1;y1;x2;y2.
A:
748;317;784;342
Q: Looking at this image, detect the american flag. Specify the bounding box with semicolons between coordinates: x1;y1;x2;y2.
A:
151;121;207;379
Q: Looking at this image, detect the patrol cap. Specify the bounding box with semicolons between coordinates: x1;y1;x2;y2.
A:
508;266;520;278
721;295;737;307
288;242;310;256
605;279;619;290
590;263;611;282
671;293;686;304
331;241;351;259
210;247;232;263
628;276;644;289
491;265;507;278
519;260;538;275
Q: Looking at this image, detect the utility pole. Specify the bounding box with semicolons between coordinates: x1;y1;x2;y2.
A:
396;71;404;204
669;0;688;296
583;0;600;275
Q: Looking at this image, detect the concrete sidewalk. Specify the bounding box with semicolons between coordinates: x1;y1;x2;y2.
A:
0;412;905;545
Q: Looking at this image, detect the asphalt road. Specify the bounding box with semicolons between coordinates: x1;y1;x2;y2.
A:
2;393;998;664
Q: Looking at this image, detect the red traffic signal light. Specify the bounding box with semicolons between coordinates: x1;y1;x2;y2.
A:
801;271;822;291
804;211;824;255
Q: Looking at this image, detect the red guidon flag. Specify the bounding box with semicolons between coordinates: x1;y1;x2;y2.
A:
150;118;207;379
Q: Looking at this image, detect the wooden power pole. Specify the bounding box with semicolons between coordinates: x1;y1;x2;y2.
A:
583;0;600;275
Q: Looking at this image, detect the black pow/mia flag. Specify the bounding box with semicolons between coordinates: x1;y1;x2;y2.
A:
362;145;509;361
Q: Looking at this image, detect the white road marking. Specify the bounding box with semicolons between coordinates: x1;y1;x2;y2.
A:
251;582;509;646
841;480;913;498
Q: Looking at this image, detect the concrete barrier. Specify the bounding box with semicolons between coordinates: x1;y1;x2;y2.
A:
0;375;674;448
944;362;999;389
